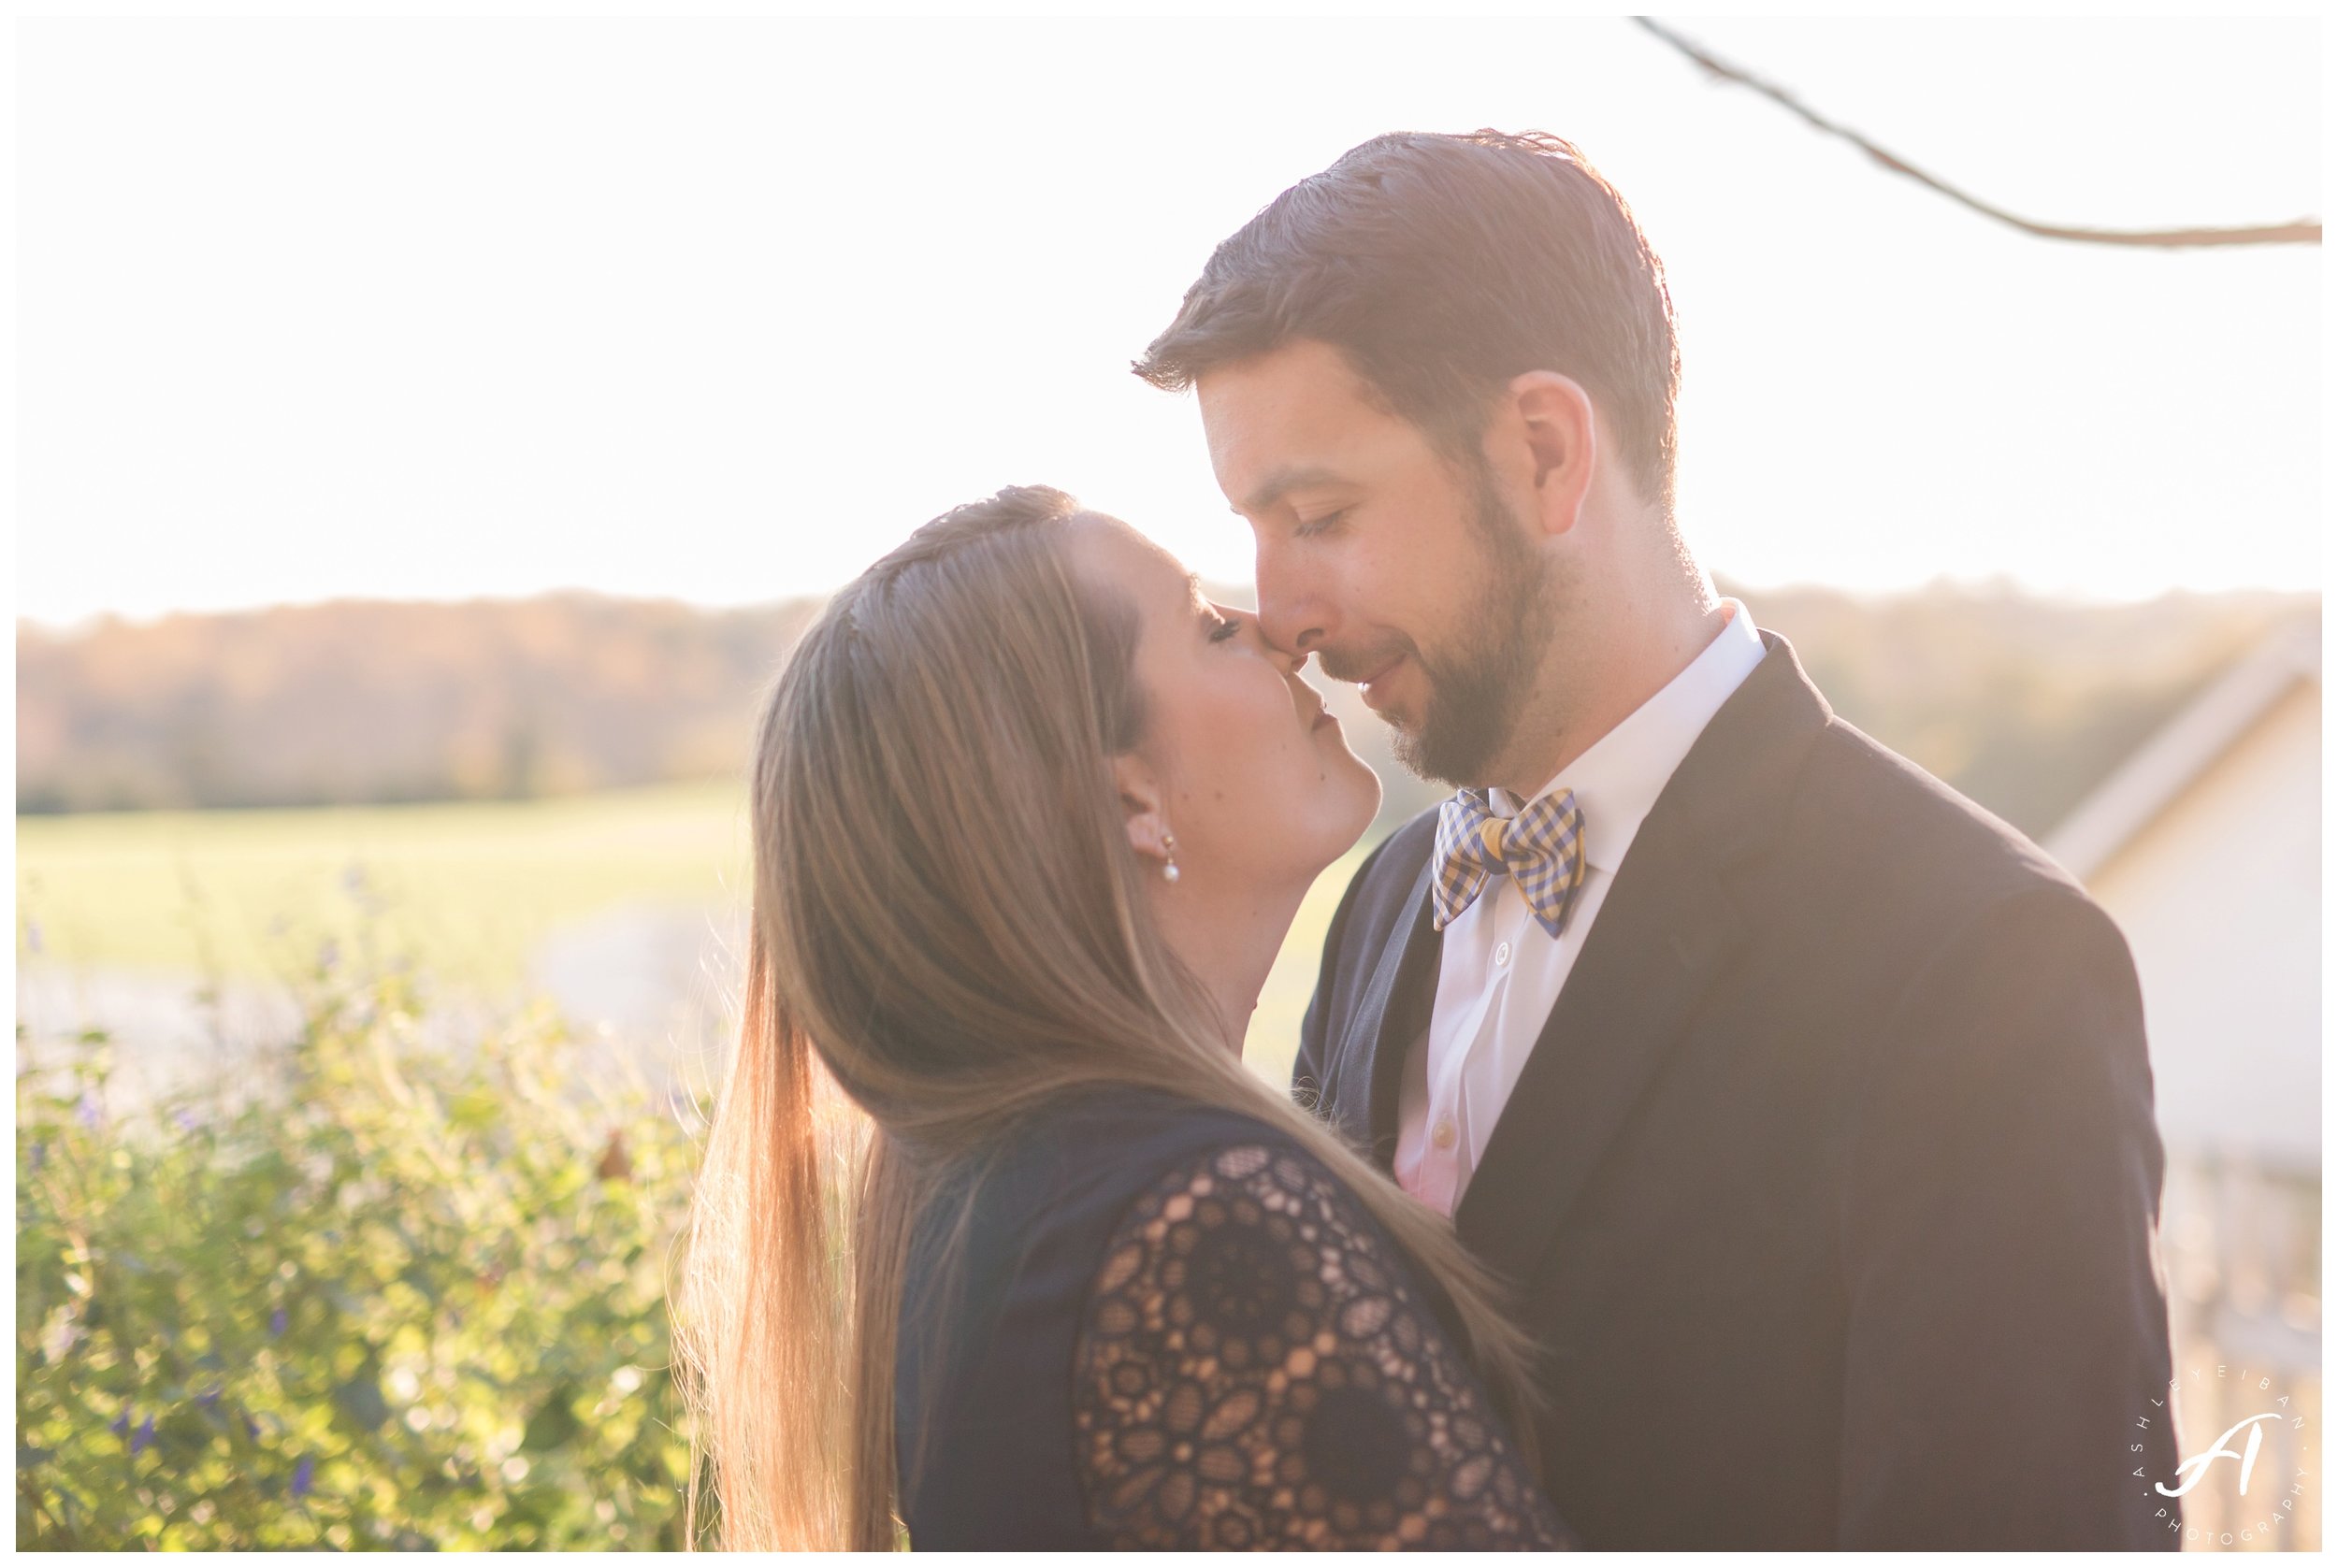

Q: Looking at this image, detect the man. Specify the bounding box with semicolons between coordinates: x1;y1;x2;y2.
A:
1134;130;2179;1550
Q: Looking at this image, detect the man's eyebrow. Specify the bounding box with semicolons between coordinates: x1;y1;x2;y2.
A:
1234;464;1345;517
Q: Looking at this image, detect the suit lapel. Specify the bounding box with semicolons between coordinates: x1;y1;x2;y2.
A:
1453;827;1743;1282
1331;853;1441;1169
1453;629;1832;1286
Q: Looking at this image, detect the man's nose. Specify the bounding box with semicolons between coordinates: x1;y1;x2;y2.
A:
1237;611;1307;675
1254;541;1329;657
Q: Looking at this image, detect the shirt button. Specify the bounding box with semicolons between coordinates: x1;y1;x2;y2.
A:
1494;941;1512;969
1431;1118;1457;1151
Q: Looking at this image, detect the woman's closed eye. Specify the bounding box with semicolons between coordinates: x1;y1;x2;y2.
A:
1206;611;1243;644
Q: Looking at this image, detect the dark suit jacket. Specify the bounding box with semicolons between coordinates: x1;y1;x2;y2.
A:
1294;630;2180;1550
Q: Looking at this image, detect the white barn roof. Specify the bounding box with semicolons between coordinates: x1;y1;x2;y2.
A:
2046;616;2321;880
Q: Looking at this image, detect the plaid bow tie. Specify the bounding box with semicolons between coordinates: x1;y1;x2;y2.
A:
1432;786;1588;939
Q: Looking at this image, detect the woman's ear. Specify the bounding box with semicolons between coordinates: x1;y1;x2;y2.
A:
1111;752;1172;867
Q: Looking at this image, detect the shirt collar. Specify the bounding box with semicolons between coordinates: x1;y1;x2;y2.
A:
1487;598;1768;873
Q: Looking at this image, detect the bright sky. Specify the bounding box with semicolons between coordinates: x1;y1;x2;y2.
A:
16;16;2322;627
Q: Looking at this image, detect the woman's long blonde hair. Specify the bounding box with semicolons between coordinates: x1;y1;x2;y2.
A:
671;486;1542;1549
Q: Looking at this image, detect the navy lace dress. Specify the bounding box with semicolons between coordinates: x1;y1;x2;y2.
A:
894;1087;1570;1549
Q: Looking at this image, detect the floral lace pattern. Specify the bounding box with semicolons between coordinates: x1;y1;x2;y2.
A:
1071;1143;1568;1549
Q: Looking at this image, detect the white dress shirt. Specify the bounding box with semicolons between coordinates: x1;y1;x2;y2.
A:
1392;599;1768;1216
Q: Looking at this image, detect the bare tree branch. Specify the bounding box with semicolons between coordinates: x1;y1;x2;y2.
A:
1635;17;2321;249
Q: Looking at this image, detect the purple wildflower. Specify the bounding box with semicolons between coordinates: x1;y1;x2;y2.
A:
291;1455;315;1497
242;1413;260;1440
110;1412;129;1439
131;1415;155;1455
173;1107;201;1134
29;1142;44;1171
76;1091;101;1129
268;1307;288;1337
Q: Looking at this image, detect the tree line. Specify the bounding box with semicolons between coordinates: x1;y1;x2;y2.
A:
17;583;2315;841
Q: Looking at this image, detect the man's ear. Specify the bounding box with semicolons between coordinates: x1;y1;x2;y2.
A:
1111;751;1173;866
1502;370;1599;539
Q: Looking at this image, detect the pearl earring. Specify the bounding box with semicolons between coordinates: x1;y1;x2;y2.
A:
1162;832;1181;885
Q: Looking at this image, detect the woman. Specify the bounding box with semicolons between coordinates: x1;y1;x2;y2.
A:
673;486;1569;1550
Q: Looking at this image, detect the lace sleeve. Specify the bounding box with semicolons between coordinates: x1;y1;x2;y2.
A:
1071;1142;1570;1550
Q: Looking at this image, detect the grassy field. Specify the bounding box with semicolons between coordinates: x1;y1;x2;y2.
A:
16;783;755;991
16;785;1365;1088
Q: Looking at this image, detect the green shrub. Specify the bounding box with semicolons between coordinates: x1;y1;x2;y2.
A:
16;955;711;1550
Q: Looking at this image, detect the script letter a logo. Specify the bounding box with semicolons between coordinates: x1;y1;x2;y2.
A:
2156;1414;2280;1499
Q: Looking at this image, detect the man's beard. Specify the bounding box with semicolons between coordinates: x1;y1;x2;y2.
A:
1385;464;1558;788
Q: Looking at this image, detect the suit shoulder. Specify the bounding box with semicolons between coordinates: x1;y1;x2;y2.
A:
1797;715;2095;925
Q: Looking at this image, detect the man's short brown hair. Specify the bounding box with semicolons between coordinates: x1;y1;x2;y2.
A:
1134;130;1681;517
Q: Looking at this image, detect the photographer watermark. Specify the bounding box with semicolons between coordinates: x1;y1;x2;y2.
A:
2135;1361;2315;1549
